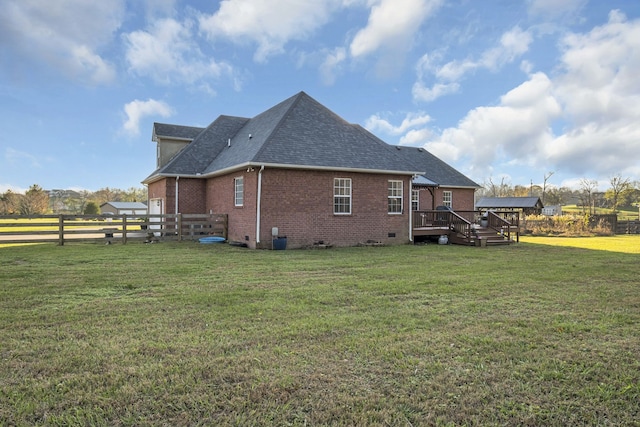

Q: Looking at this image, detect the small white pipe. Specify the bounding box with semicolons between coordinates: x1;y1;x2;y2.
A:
408;179;413;242
256;166;265;244
175;176;180;214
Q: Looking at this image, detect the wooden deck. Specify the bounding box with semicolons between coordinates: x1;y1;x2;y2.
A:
413;210;519;246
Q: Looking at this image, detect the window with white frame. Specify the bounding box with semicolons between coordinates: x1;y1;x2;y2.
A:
234;177;244;207
443;190;452;208
388;180;403;214
334;178;351;214
411;189;419;211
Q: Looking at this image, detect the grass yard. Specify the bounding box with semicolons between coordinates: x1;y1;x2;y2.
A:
1;238;639;426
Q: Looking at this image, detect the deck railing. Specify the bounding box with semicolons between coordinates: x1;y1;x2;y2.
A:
413;210;474;240
413;209;520;242
484;211;520;242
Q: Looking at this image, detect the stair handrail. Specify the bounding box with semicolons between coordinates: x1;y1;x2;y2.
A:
486;211;512;241
449;210;473;240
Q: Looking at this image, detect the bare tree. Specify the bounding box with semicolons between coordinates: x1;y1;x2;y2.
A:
542;171;554;205
578;178;598;215
0;190;19;214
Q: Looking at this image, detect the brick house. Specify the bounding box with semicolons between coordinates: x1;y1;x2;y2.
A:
143;92;478;248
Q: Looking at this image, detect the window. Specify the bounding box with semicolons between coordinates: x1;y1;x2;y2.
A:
334;178;351;214
234;177;244;207
411;189;419;211
388;180;403;214
443;191;452;208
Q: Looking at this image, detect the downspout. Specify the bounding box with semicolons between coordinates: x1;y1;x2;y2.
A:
175;176;180;214
256;165;265;244
409;176;414;243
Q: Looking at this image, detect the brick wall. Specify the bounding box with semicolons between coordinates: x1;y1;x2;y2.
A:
415;186;476;211
257;169;411;249
206;171;258;247
147;180;168;210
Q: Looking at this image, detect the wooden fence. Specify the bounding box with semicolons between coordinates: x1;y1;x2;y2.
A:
616;220;640;234
0;214;227;245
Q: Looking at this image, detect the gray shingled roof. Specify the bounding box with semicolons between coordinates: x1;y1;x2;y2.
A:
153;123;205;141
158;115;249;175
476;197;543;209
393;146;480;188
100;202;148;209
145;92;425;183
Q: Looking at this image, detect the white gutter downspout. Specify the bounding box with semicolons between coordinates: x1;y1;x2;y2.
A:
256;165;265;244
175;176;180;214
409;177;413;242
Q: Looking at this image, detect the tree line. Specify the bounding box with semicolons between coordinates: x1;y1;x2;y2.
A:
478;174;640;215
0;185;148;215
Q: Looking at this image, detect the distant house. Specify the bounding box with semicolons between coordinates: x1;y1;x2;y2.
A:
143;92;479;248
476;197;544;216
100;201;148;216
542;205;562;216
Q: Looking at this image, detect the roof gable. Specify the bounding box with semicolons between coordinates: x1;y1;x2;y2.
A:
159;115;249;175
394;146;480;188
202;92;422;175
153;123;205;141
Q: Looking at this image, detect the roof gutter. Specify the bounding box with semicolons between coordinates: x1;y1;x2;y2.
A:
155;162;425;180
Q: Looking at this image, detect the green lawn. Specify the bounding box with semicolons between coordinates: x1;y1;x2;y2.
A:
1;239;639;426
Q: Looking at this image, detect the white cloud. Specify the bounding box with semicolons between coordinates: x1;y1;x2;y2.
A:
319;47;347;85
199;0;341;62
5;147;41;168
546;10;640;176
123;18;236;89
0;0;123;84
350;0;442;58
424;72;561;172
421;11;640;181
122;99;174;136
412;81;460;102
413;26;533;102
365;112;432;136
527;0;587;19
349;0;442;77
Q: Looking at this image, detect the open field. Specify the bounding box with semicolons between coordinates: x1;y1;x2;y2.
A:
1;238;639;426
560;204;639;221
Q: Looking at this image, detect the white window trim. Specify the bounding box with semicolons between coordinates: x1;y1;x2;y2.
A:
388;180;403;214
411;189;419;211
234;176;244;207
333;178;352;215
443;190;452;208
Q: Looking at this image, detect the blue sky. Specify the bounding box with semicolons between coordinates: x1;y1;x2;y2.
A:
1;0;639;193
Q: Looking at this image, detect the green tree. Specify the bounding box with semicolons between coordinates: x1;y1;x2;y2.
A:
20;184;49;215
84;201;99;215
604;175;631;212
124;187;148;202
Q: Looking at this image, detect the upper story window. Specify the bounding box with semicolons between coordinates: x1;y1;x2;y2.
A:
443;190;452;208
334;178;351;214
234;177;244;207
411;189;419;211
388;180;403;214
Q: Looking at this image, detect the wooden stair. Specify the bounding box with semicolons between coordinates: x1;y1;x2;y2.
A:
449;226;514;246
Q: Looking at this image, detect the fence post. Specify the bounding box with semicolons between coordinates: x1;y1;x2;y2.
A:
122;215;127;245
58;215;64;246
177;213;183;242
